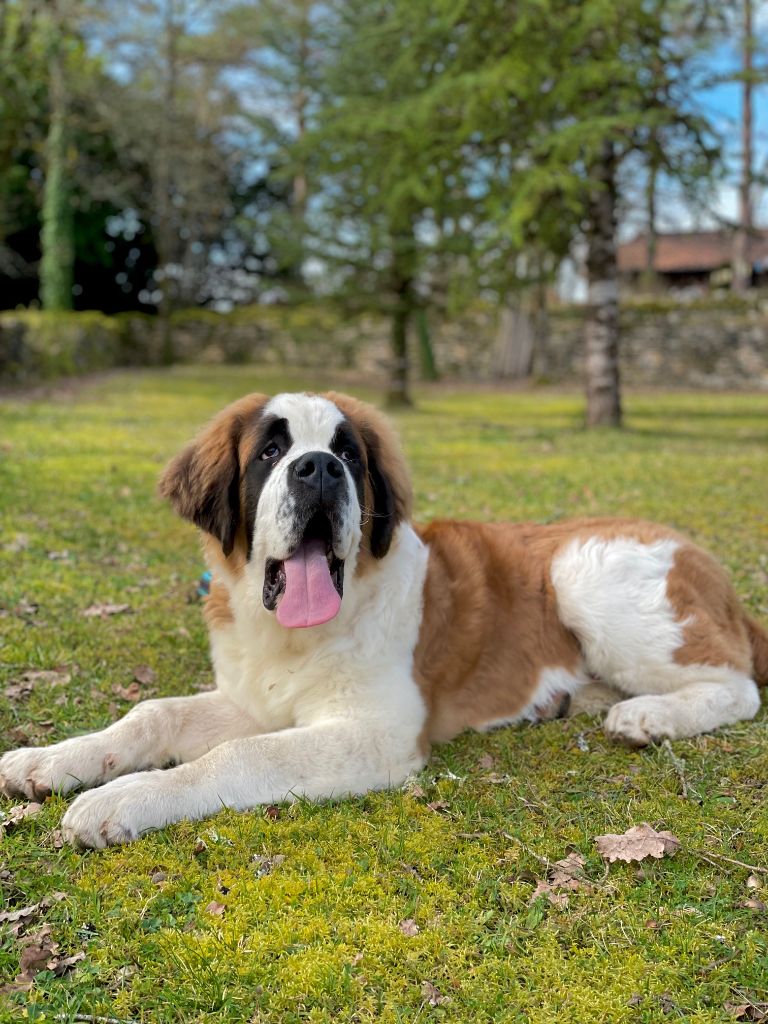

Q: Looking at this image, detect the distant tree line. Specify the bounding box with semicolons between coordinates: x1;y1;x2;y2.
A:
0;0;762;421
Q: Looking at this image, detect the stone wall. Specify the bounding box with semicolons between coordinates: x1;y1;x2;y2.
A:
540;300;768;390
2;297;767;389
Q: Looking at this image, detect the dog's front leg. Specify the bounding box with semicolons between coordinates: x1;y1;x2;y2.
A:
0;691;260;801
61;719;425;848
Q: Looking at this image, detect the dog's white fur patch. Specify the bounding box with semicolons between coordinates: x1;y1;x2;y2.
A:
552;536;759;743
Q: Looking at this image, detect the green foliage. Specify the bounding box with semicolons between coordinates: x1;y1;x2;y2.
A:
1;368;767;1020
0;2;48;248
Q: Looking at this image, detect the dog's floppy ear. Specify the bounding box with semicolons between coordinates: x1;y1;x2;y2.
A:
323;391;413;559
360;425;410;558
158;394;267;556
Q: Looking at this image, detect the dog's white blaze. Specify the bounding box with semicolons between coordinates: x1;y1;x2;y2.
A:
250;392;360;565
264;393;344;450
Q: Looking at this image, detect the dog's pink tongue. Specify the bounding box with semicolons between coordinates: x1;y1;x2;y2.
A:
276;538;341;629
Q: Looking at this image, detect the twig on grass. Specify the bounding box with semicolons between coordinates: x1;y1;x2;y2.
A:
691;851;768;875
55;1015;140;1024
661;739;689;798
501;831;550;866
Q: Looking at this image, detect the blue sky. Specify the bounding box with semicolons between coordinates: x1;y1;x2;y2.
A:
665;30;768;231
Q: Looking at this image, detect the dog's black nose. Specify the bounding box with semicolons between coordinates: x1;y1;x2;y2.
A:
292;451;344;494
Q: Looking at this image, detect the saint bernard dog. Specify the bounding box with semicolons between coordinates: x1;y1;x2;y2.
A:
1;390;766;848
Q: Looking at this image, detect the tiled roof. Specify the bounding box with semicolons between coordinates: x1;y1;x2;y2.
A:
617;229;768;273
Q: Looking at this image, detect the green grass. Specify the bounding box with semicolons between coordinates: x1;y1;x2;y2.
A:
1;367;768;1023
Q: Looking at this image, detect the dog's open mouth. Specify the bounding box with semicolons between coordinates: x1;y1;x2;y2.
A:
263;512;345;629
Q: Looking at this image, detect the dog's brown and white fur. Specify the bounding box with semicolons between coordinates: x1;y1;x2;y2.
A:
1;391;766;848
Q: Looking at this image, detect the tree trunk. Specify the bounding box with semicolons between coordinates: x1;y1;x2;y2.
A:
733;0;753;294
387;283;412;407
40;2;74;312
494;305;534;378
584;141;622;428
416;308;438;381
387;228;415;406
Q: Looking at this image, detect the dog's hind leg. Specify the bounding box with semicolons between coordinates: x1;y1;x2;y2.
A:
603;666;760;746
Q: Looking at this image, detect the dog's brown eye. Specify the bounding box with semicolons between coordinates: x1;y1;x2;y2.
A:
261;443;280;460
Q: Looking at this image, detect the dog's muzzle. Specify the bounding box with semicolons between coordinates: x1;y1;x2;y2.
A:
263;451;348;629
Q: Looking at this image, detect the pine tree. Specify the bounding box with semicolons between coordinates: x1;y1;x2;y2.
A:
298;0;471;405
382;0;722;424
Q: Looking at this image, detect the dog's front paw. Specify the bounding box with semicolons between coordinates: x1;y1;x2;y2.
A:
0;745;83;801
61;770;187;849
604;696;675;747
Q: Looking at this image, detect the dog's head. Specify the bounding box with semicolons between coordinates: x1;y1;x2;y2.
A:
159;391;412;628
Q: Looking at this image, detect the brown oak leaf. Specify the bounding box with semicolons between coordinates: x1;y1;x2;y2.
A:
529;852;589;908
595;824;680;863
133;665;156;685
550;852;587;888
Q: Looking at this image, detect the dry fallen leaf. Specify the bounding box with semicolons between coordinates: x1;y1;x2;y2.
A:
0;802;42;835
47;951;85;976
205;901;226;916
595;824;680;864
550;853;587;888
251;854;286;878
725;1000;768;1021
399;918;420;936
112;682;142;702
18;924;56;980
0;904;42;927
741;898;767;912
133;665;156;685
82;602;130;619
4;534;29;553
477;753;496;771
4;682;34;701
14;598;39;617
264;805;281;820
747;874;760;890
5;669;71;702
426;800;449;813
421;981;449;1006
528;851;589;908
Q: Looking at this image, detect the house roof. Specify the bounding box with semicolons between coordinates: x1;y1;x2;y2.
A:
617;229;768;274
